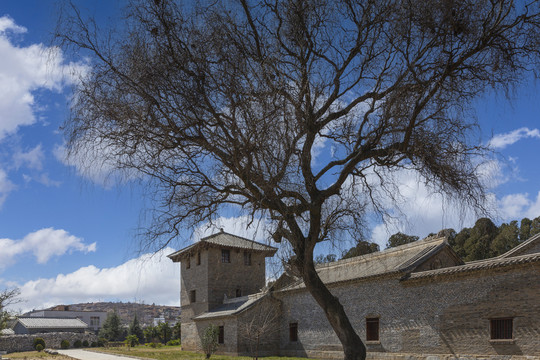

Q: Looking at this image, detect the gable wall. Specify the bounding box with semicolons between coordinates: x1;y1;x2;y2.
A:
276;262;540;359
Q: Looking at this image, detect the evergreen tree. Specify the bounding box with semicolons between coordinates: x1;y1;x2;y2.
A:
491;221;519;256
463;218;498;261
519;217;532;241
531;216;540;237
341;241;380;259
386;232;419;248
100;311;122;341
172;322;181;341
449;227;470;259
156;322;172;344
128;314;144;343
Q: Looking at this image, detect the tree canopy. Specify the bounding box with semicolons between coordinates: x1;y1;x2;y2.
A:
449;216;540;261
56;1;540;359
386;232;420;248
100;311;122;341
128;314;144;343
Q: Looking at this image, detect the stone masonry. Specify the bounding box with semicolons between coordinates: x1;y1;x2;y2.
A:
0;332;98;353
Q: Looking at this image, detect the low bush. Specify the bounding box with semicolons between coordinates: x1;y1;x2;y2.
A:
82;340;89;347
35;344;44;352
91;342;98;347
74;339;82;348
166;339;181;346
61;339;70;349
33;338;46;350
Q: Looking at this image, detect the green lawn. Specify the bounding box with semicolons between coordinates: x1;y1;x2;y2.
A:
98;345;308;360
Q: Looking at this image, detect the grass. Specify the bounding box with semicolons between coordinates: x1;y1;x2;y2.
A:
98;345;309;360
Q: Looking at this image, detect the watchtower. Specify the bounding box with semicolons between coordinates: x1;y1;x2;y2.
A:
168;230;277;345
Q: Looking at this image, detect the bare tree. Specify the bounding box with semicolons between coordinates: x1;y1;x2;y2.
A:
56;1;540;359
0;288;21;334
238;297;280;360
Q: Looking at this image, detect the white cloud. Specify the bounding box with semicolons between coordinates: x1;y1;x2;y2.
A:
0;16;87;141
488;127;540;150
363;167;485;248
0;228;96;268
498;191;540;220
193;215;270;243
8;248;179;312
0;16;26;34
0;169;16;208
13;144;44;170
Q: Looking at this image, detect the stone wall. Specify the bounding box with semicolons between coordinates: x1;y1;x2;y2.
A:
0;332;98;353
276;261;540;358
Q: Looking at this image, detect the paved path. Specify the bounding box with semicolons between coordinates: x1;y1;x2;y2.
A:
57;349;141;360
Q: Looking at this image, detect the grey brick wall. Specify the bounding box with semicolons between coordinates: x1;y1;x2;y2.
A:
276;262;540;358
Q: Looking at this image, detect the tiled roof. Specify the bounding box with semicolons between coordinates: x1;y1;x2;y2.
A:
406;252;540;280
278;236;448;291
1;328;14;335
17;317;88;329
168;231;277;261
193;293;266;320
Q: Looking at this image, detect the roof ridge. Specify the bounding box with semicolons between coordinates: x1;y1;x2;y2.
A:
407;251;540;280
203;231;278;250
316;236;446;270
498;232;540;258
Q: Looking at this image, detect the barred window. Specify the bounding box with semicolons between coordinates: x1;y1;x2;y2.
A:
189;290;196;303
366;317;380;341
218;326;224;344
186;257;190;269
289;322;298;342
491;318;513;340
197;252;201;265
222;249;230;263
244;251;251;266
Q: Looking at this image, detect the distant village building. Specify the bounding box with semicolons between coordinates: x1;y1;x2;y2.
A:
26;306;107;333
12;317;87;335
168;231;540;359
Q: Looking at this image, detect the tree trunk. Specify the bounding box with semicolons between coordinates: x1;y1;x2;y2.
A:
301;260;367;360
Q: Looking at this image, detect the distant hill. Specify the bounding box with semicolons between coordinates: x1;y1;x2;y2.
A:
41;302;180;327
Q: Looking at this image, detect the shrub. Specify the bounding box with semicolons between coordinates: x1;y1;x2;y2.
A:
82;340;89;347
125;334;139;348
166;339;181;346
74;339;82;348
61;340;70;349
98;338;108;347
33;338;46;350
201;325;219;359
35;344;44;352
91;342;98;347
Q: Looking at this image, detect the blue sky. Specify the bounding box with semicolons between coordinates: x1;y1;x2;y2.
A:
0;1;539;313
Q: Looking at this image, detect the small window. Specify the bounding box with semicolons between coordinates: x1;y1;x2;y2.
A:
186;257;191;269
244;251;251;266
197;252;201;265
236;288;242;297
218;325;224;344
491;318;513;340
366;317;379;341
289;322;298;342
189;290;196;303
90;316;100;326
222;249;230;263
